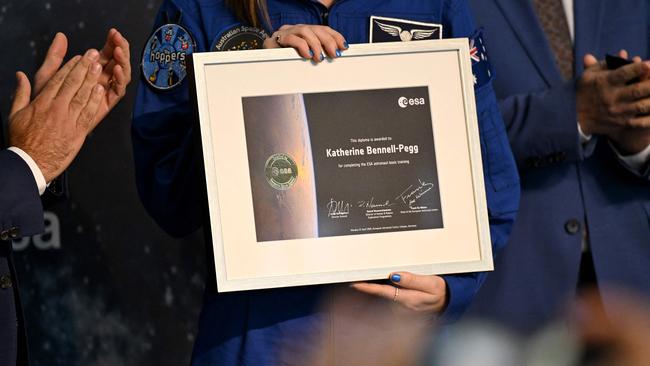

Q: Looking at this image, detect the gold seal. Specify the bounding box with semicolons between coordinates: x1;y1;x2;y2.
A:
265;153;298;190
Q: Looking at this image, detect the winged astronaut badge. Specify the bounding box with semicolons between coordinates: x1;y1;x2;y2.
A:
369;16;442;43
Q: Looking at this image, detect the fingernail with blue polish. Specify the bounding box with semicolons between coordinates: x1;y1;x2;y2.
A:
320;53;325;61
344;41;349;49
309;50;314;58
391;274;401;283
335;49;342;57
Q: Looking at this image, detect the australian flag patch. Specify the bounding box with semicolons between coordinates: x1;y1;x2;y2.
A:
469;29;493;89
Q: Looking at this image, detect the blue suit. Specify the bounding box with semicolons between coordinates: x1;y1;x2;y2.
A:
0;117;43;365
466;0;650;334
132;0;520;364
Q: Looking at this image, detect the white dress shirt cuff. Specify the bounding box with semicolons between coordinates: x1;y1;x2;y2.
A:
577;123;593;144
7;147;47;196
609;141;650;172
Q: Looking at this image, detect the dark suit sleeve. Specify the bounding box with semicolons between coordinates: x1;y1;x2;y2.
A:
0;150;44;238
500;74;649;179
440;0;520;323
497;79;597;169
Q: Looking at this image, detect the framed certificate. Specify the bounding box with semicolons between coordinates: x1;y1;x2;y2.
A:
191;39;492;292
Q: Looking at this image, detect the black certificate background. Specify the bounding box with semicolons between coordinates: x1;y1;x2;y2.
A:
304;86;444;237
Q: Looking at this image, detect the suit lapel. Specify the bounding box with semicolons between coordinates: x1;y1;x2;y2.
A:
574;0;604;75
494;0;563;86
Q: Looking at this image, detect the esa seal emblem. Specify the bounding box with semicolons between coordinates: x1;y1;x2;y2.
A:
212;25;268;51
265;153;298;190
141;23;195;91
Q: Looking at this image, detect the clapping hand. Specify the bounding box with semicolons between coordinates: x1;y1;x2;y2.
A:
32;29;131;126
8;30;132;182
9;50;105;182
578;50;650;154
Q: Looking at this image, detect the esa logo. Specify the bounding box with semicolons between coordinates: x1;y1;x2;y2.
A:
398;96;426;109
12;212;61;251
272;167;294;176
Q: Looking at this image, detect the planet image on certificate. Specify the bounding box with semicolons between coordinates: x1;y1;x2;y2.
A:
242;94;319;242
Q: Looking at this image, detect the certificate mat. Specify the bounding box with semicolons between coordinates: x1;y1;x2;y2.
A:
192;39;492;292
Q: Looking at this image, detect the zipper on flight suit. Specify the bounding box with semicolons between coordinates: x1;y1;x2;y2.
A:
321;10;329;25
310;0;332;26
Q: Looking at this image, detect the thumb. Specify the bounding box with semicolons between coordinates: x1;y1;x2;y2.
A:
583;54;600;68
10;72;32;118
618;49;629;60
34;32;68;95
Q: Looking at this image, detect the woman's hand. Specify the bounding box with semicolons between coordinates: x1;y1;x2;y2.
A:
351;272;449;314
263;24;348;63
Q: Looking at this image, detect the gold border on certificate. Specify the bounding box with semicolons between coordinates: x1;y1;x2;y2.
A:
191;39;491;292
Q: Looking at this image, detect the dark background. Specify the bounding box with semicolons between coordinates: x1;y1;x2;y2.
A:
1;1;206;365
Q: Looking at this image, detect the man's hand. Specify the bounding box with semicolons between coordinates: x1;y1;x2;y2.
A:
8;30;132;183
29;29;131;126
96;28;131;122
611;128;650;155
33;32;68;95
578;51;650;154
577;52;650;141
9;50;105;182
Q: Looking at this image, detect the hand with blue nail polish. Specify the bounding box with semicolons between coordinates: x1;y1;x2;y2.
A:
351;272;448;314
263;24;348;63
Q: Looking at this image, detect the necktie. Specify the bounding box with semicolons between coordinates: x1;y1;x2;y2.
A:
532;0;574;80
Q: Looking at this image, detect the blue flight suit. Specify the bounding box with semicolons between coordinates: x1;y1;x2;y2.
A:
465;0;650;334
132;0;520;364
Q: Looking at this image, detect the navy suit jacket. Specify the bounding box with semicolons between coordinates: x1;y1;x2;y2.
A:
0;115;43;365
466;0;650;333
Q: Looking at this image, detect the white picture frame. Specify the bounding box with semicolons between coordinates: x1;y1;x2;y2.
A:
191;39;492;292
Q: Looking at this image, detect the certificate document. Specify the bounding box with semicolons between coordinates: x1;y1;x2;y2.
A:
243;87;443;242
192;39;492;292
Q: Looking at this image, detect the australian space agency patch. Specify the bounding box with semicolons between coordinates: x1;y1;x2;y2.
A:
141;23;195;91
212;24;268;51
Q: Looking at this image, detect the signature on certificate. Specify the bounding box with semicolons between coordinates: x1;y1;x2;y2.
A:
396;179;435;209
327;198;350;217
357;197;394;209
